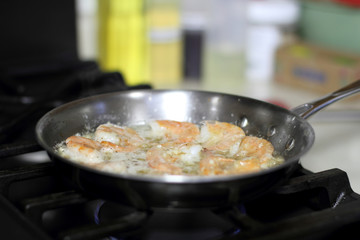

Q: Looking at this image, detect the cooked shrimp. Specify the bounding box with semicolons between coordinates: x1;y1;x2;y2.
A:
60;120;283;177
146;142;202;175
199;151;261;176
198;121;245;155
95;123;144;152
236;136;274;163
149;120;200;143
65;136;104;164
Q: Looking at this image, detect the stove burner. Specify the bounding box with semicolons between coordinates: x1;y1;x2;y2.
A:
95;201;240;240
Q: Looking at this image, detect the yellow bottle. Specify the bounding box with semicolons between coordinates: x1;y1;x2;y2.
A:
98;0;149;85
145;0;182;87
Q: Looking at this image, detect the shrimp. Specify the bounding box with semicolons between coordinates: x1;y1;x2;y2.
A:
198;121;245;156
60;120;282;177
65;136;104;164
199;151;261;176
149;120;200;143
94;123;144;152
236;136;274;163
146;142;202;175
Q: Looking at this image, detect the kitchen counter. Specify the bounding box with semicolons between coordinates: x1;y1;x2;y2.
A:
156;79;360;193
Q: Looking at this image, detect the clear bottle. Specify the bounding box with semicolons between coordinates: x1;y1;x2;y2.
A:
202;0;248;87
76;0;98;61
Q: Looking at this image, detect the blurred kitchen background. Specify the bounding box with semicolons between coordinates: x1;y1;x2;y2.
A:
79;0;294;87
1;0;360;191
73;0;360;192
76;0;360;91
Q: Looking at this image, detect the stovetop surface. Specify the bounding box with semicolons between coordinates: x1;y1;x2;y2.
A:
0;61;150;158
1;62;360;239
0;159;360;240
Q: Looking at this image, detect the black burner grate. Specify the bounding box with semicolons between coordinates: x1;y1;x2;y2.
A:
0;163;359;240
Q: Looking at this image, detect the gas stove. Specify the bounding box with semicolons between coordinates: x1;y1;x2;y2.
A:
1;61;360;240
1;154;360;240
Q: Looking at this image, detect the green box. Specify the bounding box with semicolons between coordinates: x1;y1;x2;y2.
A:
298;0;360;54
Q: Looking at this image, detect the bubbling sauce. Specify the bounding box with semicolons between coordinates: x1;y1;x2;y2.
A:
56;120;284;176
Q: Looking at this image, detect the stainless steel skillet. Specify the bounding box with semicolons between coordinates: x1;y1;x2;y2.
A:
35;80;360;210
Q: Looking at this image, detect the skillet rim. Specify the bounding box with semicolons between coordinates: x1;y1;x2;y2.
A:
35;89;315;184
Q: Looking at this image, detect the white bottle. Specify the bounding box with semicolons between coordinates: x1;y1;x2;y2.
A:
245;0;300;82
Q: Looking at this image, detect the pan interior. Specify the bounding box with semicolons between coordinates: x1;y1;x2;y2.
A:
36;89;315;181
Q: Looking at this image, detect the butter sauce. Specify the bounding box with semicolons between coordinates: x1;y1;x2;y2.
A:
56;121;284;176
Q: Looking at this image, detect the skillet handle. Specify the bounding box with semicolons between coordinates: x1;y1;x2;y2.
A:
291;79;360;119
